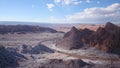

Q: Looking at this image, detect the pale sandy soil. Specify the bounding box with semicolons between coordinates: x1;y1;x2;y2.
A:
55;24;104;33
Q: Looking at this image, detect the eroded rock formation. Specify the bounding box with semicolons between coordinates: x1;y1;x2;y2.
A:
56;22;120;54
56;26;83;50
88;22;120;54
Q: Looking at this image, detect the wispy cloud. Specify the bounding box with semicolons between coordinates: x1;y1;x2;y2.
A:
46;3;55;11
86;0;91;3
54;0;61;3
64;0;71;5
73;1;82;5
54;0;82;5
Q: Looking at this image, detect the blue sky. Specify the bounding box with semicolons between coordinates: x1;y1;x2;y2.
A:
0;0;120;24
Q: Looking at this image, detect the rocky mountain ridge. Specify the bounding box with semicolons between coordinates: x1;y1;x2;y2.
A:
56;22;120;54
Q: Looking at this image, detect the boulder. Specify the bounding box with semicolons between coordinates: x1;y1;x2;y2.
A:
0;46;19;68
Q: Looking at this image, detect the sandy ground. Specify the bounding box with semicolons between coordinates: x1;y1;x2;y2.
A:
0;32;120;68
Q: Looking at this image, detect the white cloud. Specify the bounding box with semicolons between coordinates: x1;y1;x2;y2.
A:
86;0;91;3
54;0;82;5
54;0;61;3
48;3;120;23
64;0;71;5
106;3;120;11
66;3;120;23
73;1;82;5
46;3;55;11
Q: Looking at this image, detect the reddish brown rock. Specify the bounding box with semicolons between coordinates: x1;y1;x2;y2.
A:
56;22;120;54
78;28;94;43
56;26;94;50
88;22;120;54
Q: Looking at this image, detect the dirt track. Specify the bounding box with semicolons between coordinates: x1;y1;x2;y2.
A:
54;49;120;62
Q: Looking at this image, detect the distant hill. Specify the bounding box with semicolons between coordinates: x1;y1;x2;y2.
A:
0;25;57;34
0;21;78;27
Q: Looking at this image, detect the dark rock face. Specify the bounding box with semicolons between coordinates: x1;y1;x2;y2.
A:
43;59;89;68
56;26;93;50
88;22;120;54
0;46;19;68
78;28;94;44
56;26;83;50
56;22;120;54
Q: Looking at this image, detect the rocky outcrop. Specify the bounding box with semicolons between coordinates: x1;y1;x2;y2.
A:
0;46;19;68
56;26;83;50
21;44;54;54
88;22;120;54
56;22;120;54
56;26;93;50
78;28;94;44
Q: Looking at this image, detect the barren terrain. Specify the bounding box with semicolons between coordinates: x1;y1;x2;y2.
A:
0;30;120;68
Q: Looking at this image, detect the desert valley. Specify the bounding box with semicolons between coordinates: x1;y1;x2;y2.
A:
1;0;120;68
0;22;120;68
